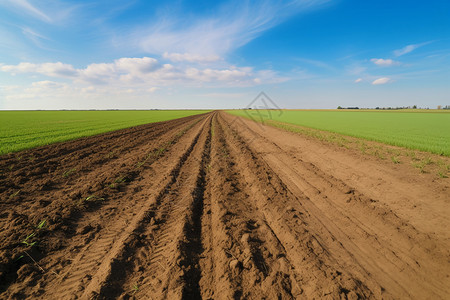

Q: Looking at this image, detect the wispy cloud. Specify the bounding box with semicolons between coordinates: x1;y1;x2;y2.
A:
354;78;362;83
295;57;334;70
22;27;49;41
20;27;57;51
8;0;52;22
370;58;400;66
0;0;83;25
163;52;221;63
394;41;432;57
122;0;331;57
372;77;392;85
346;64;367;76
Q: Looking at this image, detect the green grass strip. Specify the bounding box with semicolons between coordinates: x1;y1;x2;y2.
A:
0;110;209;155
227;109;450;156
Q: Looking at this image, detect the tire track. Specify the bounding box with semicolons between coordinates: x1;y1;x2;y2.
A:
92;114;212;299
0;115;209;299
260;151;448;296
42;115;211;299
199;115;298;299
222;112;450;299
217;113;372;299
0;115;204;235
0;114;205;191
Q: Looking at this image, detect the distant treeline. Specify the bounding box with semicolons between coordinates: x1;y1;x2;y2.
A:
337;105;450;110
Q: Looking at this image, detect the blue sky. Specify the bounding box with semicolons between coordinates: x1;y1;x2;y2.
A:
0;0;449;109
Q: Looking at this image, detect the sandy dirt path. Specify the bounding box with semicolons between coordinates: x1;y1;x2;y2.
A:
0;111;448;299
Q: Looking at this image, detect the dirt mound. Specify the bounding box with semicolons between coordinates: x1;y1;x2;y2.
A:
0;111;448;299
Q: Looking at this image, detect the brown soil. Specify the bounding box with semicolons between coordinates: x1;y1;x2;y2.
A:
0;111;448;299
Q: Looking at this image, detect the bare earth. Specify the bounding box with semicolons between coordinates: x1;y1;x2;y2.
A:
0;111;449;299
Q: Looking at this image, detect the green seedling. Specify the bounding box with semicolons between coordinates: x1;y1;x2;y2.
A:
391;156;400;164
63;168;76;177
438;171;448;178
78;195;105;206
359;144;367;154
37;220;46;230
412;157;434;173
86;195;104;201
105;151;118;159
131;283;139;295
9;190;21;199
220;147;229;157
436;159;450;168
423;157;433;165
412;162;426;173
15;255;24;261
370;150;385;160
136;161;146;168
22;233;37;247
136;144;171;169
116;177;126;184
176;129;187;138
158;146;166;154
408;151;420;161
109;176;127;188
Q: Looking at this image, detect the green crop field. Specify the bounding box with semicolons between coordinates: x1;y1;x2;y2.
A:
228;109;450;156
0;110;209;155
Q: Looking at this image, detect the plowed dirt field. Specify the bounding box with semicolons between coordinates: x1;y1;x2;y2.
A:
0;111;449;299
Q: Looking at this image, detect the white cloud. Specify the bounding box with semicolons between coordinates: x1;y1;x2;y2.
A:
198;92;246;98
0;85;21;92
115;57;160;73
372;77;392;85
394;41;432;57
163;52;221;63
1;57;284;87
1;62;77;77
354;78;362;83
31;80;65;88
370;58;399;66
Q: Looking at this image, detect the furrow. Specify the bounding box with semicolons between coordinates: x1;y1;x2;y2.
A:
217;112;373;299
197;114;298;298
0;114;204;196
223;112;450;298
41;115;210;299
134;116;212;299
92;114;213;299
